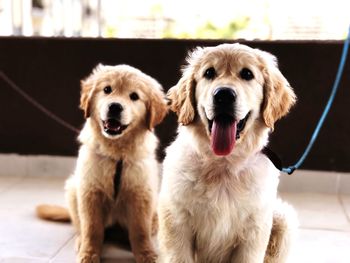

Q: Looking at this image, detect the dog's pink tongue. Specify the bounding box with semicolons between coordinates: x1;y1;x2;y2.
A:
211;118;237;156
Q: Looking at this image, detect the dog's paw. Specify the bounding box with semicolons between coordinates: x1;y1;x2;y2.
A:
135;249;158;263
78;253;100;263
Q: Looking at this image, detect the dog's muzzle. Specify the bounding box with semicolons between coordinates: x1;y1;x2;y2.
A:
208;87;250;156
213;87;236;116
102;103;128;136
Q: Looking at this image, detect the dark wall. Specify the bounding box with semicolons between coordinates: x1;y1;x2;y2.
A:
0;37;349;172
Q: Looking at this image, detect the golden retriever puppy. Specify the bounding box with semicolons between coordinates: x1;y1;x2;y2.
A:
37;64;167;263
158;43;298;263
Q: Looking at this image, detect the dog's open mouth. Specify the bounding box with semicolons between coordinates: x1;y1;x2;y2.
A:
208;112;250;156
102;119;128;136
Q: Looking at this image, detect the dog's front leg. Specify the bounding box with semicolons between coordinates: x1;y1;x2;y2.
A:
158;204;195;263
78;190;108;263
231;217;273;263
126;191;158;263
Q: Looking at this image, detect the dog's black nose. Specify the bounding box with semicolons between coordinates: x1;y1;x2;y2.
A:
108;103;123;118
213;87;236;105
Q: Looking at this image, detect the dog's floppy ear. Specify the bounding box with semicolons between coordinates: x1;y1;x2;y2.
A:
80;64;104;118
80;78;93;119
147;82;168;129
167;73;196;125
259;51;296;129
167;48;202;125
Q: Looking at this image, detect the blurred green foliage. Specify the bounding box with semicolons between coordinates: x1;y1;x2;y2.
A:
163;17;249;39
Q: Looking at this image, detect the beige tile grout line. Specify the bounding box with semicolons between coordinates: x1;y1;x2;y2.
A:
49;233;77;262
335;173;341;194
335;173;350;224
338;195;350;223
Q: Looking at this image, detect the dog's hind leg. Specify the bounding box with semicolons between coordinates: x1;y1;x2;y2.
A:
66;183;80;228
65;184;82;251
264;199;298;263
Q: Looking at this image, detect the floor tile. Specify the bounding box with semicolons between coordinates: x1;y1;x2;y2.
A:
280;192;350;231
0;176;74;260
1;175;350;262
0;257;49;262
52;233;137;262
0;176;67;207
0;175;24;194
339;195;350;222
289;228;350;263
50;235;76;263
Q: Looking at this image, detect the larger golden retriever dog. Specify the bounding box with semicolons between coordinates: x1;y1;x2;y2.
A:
158;43;298;263
37;64;167;263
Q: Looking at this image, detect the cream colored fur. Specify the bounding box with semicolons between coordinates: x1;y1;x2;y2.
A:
37;64;167;263
158;43;298;263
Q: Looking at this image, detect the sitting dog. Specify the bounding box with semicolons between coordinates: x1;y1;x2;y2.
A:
37;64;167;263
158;43;298;263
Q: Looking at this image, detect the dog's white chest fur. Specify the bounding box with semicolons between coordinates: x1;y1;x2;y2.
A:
160;130;280;262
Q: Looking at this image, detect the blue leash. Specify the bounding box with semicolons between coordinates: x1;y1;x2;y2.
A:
282;25;350;175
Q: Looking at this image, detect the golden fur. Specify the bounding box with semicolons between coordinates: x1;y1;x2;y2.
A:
158;43;298;263
37;64;167;263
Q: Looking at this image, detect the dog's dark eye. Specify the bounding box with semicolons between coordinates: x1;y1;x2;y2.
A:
103;86;112;94
129;92;139;101
203;67;216;80
240;68;254;81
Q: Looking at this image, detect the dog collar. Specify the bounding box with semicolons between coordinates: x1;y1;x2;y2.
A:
261;147;283;172
114;159;123;199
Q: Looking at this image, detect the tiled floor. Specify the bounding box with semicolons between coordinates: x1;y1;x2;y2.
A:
0;175;349;263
